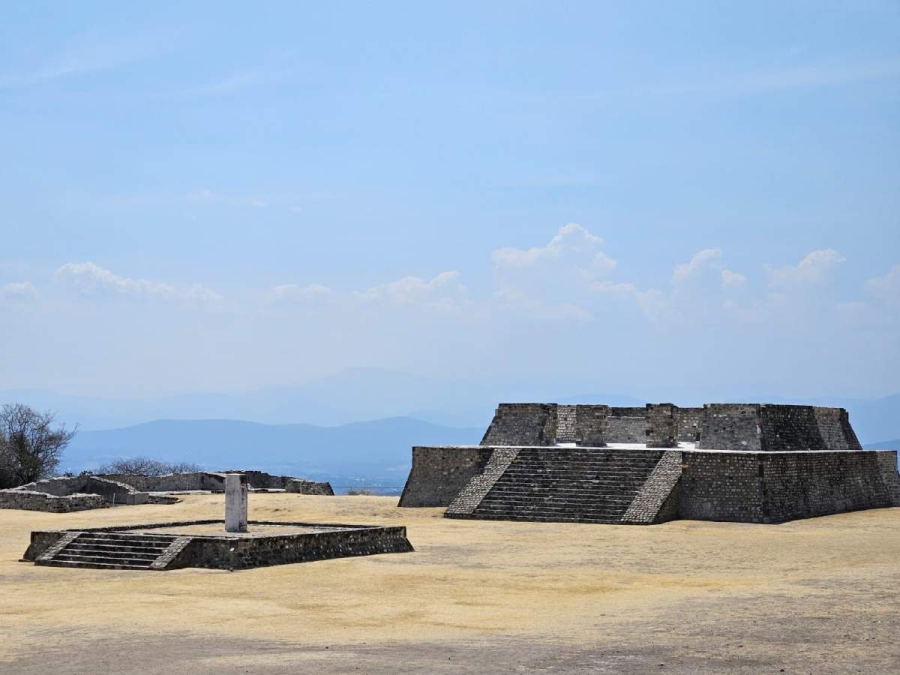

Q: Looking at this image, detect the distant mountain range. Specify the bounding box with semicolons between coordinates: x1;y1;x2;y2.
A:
62;417;483;492
0;368;648;431
5;369;900;489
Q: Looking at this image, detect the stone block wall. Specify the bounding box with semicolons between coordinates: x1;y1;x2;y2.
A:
679;450;900;523
480;404;557;446
0;490;107;512
646;404;677;448
575;405;609;446
698;404;762;450
286;479;335;495
398;446;495;507
7;475;147;506
758;405;825;451
556;405;576;442
604;409;649;443
99;472;227;492
674;407;704;443
812;407;862;450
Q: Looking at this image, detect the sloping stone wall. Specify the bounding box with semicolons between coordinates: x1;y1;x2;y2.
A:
679;450;900;523
398;446;494;507
480;404;557;446
813;407;862;450
698;404;762;450
622;450;683;524
445;448;520;516
758;405;825;451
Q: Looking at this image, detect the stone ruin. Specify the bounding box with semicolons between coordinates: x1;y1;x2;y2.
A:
0;469;333;513
22;472;413;571
399;403;900;524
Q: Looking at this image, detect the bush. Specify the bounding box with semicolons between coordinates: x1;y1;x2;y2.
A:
96;457;202;476
346;488;374;496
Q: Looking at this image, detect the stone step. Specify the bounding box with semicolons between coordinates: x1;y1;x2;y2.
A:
67;541;170;552
459;512;624;524
41;558;154;570
61;547;160;560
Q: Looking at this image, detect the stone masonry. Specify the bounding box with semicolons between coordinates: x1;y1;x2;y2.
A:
400;400;900;525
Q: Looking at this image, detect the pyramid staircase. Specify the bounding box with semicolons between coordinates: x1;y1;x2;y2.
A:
453;448;666;524
35;531;190;570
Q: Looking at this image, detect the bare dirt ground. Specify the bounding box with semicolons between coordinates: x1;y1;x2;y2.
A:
1;494;898;674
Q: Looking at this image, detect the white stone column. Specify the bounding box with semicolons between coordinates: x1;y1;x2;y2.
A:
225;473;248;532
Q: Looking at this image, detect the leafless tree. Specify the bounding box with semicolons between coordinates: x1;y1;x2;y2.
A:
97;457;201;476
0;404;77;489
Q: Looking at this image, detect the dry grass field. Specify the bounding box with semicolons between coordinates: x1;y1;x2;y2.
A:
1;494;898;674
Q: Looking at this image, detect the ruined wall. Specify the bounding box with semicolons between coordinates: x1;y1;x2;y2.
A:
9;476;147;505
674;407;704;443
480;404;557;446
100;472;227;492
0;490;106;513
679;450;900;523
398;446;495;507
286;479;335;496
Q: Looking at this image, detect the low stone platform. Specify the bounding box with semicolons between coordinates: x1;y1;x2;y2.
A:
22;519;414;570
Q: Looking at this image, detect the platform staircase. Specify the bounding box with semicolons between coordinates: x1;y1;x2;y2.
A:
457;448;665;524
35;531;187;570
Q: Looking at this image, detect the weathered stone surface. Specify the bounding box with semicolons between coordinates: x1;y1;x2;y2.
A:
481;404;557;446
622;451;682;524
445;448;520;517
0;490;106;513
398;446;494;507
26;520;414;570
286;479;334;495
0;475;148;512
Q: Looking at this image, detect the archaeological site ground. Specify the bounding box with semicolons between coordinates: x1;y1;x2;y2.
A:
2;402;899;673
1;492;899;674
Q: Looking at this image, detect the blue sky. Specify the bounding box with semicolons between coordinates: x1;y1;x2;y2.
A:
1;1;898;401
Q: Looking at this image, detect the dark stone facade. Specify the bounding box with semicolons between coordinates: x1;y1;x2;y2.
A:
401;400;899;524
480;403;557;446
398;446;494;507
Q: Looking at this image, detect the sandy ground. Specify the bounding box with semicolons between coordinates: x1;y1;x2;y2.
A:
1;494;898;674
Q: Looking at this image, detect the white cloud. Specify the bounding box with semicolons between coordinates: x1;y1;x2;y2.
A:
359;271;465;311
768;249;845;288
268;283;333;304
56;262;223;304
591;281;637;294
673;248;722;283
721;269;747;287
866;265;900;307
1;281;40;301
492;223;616;278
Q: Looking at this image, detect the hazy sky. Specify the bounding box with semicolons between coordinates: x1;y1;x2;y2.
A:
1;2;898;400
